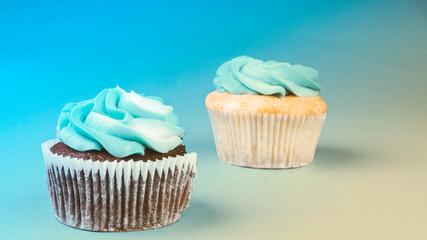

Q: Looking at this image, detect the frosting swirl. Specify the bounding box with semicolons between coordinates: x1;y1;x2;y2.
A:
57;86;184;158
214;56;322;97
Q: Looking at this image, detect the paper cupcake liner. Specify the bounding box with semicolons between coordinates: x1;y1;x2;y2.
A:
42;139;197;232
207;110;326;168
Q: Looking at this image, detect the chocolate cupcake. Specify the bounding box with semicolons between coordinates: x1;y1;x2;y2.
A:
42;87;197;231
206;56;326;168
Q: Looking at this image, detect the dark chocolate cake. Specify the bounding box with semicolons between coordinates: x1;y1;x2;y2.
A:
50;141;187;162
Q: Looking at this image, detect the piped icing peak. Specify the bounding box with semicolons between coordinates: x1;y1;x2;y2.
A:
57;86;184;158
214;56;321;97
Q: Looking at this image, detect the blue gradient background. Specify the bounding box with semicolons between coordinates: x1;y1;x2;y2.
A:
1;0;426;239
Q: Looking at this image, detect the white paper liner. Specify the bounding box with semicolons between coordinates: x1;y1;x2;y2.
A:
42;139;197;231
208;110;326;168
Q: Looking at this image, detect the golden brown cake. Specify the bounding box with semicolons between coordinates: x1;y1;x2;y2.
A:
206;91;327;116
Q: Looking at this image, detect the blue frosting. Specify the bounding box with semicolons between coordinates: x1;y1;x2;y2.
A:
214;56;322;97
57;86;184;158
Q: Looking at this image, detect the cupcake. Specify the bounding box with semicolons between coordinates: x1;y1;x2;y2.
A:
206;56;326;168
42;86;197;231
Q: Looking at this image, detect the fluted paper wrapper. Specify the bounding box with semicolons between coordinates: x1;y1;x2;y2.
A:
42;139;197;232
208;110;326;169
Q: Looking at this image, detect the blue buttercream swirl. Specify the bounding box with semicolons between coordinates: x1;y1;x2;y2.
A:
214;56;322;97
57;86;184;158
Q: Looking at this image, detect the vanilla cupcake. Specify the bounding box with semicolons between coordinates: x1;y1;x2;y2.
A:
42;86;197;231
206;56;326;168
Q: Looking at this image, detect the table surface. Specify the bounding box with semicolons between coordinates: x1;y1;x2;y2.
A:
1;0;426;239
